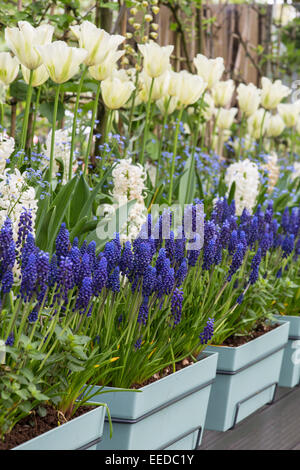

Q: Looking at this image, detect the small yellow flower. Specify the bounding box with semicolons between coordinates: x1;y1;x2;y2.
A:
142;1;148;7
133;23;141;30
148;348;157;359
130;7;138;16
126;32;133;39
110;357;120;363
271;300;276;305
150;32;158;40
151;23;159;31
145;14;153;22
152;6;160;14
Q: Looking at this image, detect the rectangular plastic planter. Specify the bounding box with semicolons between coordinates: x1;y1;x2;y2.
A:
89;351;218;450
204;320;289;432
13;405;106;450
274;315;300;388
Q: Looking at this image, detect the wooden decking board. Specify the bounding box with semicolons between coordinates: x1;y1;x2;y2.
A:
200;386;300;450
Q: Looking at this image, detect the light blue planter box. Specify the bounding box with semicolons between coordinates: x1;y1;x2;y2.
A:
13;405;105;450
274;315;300;388
204;320;289;432
89;351;218;450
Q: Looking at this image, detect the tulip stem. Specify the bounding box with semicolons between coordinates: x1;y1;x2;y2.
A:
140;77;155;166
104;109;113;144
237;112;246;159
31;86;41;149
49;83;61;186
168;107;184;205
258;109;267;157
156;97;171;188
0;103;4;130
84;81;101;176
20;69;34;151
69;66;87;181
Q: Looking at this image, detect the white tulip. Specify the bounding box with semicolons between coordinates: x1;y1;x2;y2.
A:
266;114;285;137
88;49;125;81
193;54;224;89
35;41;88;84
215;107;237;130
70;21;125;67
261;77;291;110
138;41;173;78
0;52;19;85
168;70;206;107
139;70;170;102
5;21;54;70
156;95;178;115
247;108;270;139
101;76;135;109
202;92;215;121
21;64;49;87
212;79;235;107
277;101;300;128
237;83;261;116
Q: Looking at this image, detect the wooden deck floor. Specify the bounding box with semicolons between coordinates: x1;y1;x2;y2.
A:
200;386;300;450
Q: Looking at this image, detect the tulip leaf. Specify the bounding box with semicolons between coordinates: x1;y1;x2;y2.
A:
179;154;196;207
39;101;65;124
69;174;90;228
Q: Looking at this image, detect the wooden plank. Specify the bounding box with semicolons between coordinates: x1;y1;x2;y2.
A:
201;386;300;450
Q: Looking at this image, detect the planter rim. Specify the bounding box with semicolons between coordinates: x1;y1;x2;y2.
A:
209;319;288;351
12;404;105;450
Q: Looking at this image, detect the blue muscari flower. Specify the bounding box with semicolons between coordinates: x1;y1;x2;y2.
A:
282;207;290;233
187;238;201;267
165;231;175;262
155;248;167;274
120;241;134;276
229;200;236;216
17;209;33;249
220;220;230;248
237;293;244;304
204;220;217;244
49;254;58;288
227;243;244;281
142;266;157;296
5;333;14;346
104;241;118;273
202;238;216;271
55;223;70;263
174;236;186;265
72;237;79;248
133;242;152;276
264;201;273;224
228;230;238;256
199;318;214;344
113;233;122;264
79;253;92;284
76;276;93;315
36;250;50;304
21;233;37;269
107;266;120;293
214;233;223;265
135;336;142;350
248;216;258;248
92;256;108;295
80;240;87;256
170;288;183;326
87;241;97;271
241;208;251;226
175;258;188;286
137;296;149;325
260;232;271;257
282;234;294;258
20;252;37;301
289;208;299;236
157;258;174;295
1;269;13;294
68;246;81;284
28;307;39;323
57;256;74;303
228;215;238;232
249;248;261;285
276;267;282;279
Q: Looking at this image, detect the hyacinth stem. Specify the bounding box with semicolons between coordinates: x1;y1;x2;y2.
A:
84;81;101;176
211;107;220;148
20;69;34;151
0;102;4;130
140;77;155;166
31;86;41;149
125;59;141;157
69;66;87;181
258;109;267;156
168;107;184;205
49;83;61;186
103;108;113;143
156;97;171;188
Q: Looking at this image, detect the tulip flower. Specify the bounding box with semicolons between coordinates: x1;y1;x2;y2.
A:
5;21;54;70
277;101;300;128
202;93;215;121
156;95;178;115
216;107;238;130
101;75;135;110
193;54;224;89
70;21;125;67
168;70;206;107
139;70;170;102
266;114;285;137
35;41;88;84
261;77;291;110
88;49;125;81
138;41;173;78
247;108;270;140
212;79;235;107
0;52;19;85
237;83;261;117
21;64;49;87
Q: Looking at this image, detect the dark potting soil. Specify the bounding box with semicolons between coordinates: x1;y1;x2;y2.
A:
0;404;96;450
221;322;280;347
131;356;196;389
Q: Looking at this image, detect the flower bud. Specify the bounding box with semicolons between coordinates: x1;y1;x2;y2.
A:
145;14;153;22
152;6;160;14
